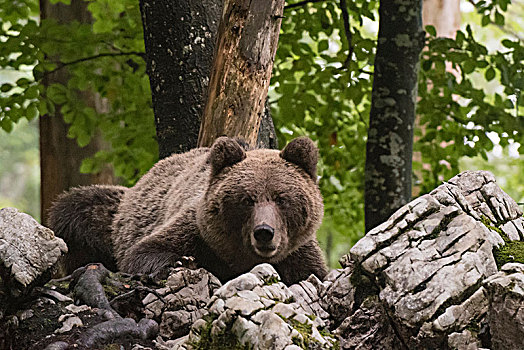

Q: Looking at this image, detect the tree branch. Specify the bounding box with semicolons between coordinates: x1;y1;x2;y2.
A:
284;0;327;11
339;0;353;69
42;51;145;79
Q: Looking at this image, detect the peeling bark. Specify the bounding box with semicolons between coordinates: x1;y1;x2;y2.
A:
365;0;425;232
139;0;277;156
197;0;285;148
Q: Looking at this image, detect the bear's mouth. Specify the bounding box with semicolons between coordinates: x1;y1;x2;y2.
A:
253;244;278;258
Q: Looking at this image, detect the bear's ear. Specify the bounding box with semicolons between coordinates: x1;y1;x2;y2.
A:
209;137;246;175
280;136;318;180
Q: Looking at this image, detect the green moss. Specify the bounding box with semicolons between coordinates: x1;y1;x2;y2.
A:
480;215;504;237
480;215;524;267
102;284;120;299
465;320;480;333
191;314;251;350
263;275;280;285
284;316;338;350
493;240;524;268
103;344;122;350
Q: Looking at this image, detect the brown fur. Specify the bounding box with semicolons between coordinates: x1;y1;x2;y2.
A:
48;185;127;272
49;137;328;285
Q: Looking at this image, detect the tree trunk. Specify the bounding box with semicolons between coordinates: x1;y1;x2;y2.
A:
39;0;115;225
139;0;222;158
197;0;285;148
412;0;461;196
364;0;425;232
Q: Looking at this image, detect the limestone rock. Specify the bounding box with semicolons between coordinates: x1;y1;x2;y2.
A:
484;263;524;350
175;264;337;349
0;207;67;300
335;295;401;350
347;170;522;348
148;267;221;339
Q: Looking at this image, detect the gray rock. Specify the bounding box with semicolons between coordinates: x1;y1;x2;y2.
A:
65;304;91;314
174;264;337;349
336;295;401;350
155;267;221;339
0;208;67;298
55;315;83;334
484;263;524;350
447;329;482;350
346;171;522;348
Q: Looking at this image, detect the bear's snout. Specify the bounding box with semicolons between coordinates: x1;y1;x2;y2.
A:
254;224;275;242
251;202;282;258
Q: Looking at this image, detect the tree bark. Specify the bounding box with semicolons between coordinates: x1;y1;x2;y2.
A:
364;0;425;232
139;0;222;158
412;0;461;196
197;0;285;148
39;0;115;225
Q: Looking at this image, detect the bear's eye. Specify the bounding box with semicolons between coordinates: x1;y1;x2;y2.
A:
242;196;255;206
275;195;286;206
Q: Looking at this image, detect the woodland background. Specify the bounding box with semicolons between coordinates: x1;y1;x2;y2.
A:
0;0;522;267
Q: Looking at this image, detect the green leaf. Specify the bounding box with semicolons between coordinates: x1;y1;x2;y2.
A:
1;84;13;93
79;158;95;173
25;85;39;99
425;25;436;37
501;39;516;49
422;60;432;71
481;15;490;27
0;118;13;132
76;132;91;147
494;12;505;26
47;84;67;104
455;31;466;45
485;67;496;81
26;104;39;120
462;60;476;74
16;78;32;88
318;40;329;52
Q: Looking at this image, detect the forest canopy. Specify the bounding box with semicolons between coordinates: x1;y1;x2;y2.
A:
0;0;522;266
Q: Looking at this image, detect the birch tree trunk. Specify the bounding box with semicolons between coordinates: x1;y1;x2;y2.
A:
364;0;425;232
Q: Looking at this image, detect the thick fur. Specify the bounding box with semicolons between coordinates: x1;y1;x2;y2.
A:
48;185;127;272
49;137;328;285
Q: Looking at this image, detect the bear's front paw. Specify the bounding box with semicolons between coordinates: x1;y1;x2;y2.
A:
175;256;198;269
148;264;175;281
148;256;199;280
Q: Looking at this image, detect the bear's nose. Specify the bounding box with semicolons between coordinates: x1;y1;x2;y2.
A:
254;224;274;243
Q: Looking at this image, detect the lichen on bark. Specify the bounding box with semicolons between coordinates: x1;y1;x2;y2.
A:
365;0;425;232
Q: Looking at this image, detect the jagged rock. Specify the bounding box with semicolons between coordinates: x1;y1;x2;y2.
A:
447;329;483;350
0;207;67;304
1;170;523;349
175;264;337;349
347;170;523;348
335;295;402;350
143;267;221;339
484;263;524;350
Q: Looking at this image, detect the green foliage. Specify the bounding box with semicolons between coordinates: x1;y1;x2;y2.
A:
1;0;522;268
0;0;157;185
417;15;523;193
273;1;378;264
0;119;40;219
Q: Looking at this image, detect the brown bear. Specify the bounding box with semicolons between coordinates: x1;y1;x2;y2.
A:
48;137;327;285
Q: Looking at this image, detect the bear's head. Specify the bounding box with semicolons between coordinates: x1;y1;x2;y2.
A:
197;136;324;271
